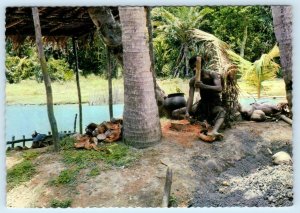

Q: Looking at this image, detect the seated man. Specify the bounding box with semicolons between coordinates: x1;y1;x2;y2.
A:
185;56;226;137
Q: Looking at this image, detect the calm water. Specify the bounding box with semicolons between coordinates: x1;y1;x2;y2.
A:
6;97;286;143
5;104;124;142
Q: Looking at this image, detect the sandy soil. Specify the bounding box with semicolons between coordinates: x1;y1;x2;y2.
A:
6;120;293;208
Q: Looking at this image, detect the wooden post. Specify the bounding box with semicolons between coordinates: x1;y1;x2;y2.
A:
74;113;78;133
32;7;59;151
107;48;113;120
11;136;15;149
48;131;51;135
22;135;26;147
72;37;83;134
162;167;173;207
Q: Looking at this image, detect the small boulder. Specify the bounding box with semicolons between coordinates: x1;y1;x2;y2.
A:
272;151;292;165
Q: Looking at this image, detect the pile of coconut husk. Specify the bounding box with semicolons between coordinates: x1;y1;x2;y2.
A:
73;118;123;151
170;119;222;143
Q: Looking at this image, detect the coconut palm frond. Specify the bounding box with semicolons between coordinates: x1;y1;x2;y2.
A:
190;29;231;74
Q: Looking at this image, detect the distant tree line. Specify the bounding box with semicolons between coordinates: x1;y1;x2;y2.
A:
5;6;277;83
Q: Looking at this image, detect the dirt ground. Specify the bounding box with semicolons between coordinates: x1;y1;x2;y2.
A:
6;119;293;208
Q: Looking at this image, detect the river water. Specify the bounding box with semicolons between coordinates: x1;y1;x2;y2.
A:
5;104;124;142
5;96;286;143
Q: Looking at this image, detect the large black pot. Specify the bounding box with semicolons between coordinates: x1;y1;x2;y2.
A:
163;93;187;112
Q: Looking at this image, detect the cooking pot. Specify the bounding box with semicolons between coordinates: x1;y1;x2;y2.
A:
163;92;187;112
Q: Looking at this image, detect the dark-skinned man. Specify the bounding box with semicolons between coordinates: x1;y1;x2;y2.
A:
185;56;226;138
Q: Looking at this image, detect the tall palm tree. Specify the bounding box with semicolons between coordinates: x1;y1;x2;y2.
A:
271;6;293;116
152;6;213;77
119;7;162;148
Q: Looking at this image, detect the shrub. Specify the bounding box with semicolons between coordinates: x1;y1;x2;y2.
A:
50;199;72;208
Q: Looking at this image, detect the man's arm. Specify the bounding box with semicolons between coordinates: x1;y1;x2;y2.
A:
186;78;195;116
197;72;222;92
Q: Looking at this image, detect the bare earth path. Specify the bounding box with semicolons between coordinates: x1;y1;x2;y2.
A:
6;120;292;208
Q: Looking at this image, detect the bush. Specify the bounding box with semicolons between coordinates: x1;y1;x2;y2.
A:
47;57;74;82
5;55;74;83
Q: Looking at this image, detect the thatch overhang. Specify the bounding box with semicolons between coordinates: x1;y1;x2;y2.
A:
6;7;98;46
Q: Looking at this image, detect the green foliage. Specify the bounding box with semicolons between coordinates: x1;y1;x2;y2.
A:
5;55;40;83
60;137;76;150
208;6;276;62
61;143;139;168
47;57;74;82
168;194;178;207
228;44;280;98
50;199;72;208
152;6;213;77
50;169;78;185
22;150;40;160
88;167;100;177
7;160;36;190
105;144;140;167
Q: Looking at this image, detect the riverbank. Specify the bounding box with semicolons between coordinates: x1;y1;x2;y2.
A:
6;76;286;105
6;119;293;207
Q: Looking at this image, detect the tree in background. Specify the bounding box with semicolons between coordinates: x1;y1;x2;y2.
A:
207;6;276;62
152;6;213;77
119;7;162;148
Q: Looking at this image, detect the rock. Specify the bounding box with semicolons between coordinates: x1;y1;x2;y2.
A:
250;110;266;122
222;181;230;186
272;151;292;165
268;196;275;202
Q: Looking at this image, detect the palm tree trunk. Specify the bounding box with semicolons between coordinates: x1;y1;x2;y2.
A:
271;6;293;116
32;7;59;151
72;37;83;134
88;7;167;116
119;6;162;148
240;26;248;58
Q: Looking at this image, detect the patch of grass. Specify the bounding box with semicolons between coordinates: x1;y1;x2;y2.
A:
22;150;40;160
105;144;140;167
49;168;78;186
6;76;286;105
50;199;72;208
7;160;36;190
88;167;100;177
60;137;76;150
61;143;140;169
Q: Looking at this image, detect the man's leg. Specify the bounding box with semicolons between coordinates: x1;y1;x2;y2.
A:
207;106;225;137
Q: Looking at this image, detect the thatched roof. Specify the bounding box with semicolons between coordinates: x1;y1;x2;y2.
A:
6;7;98;45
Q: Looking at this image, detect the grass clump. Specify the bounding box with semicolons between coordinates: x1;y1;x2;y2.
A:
50;199;72;208
105;144;140;167
22;150;40;160
61;141;140;169
88;167;100;177
7;160;36;190
49;169;78;186
60;137;76;150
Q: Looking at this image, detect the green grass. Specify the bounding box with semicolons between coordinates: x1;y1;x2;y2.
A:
49;168;79;186
50;199;72;208
7;160;36;190
6;75;124;105
6;76;286;105
22;150;40;160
